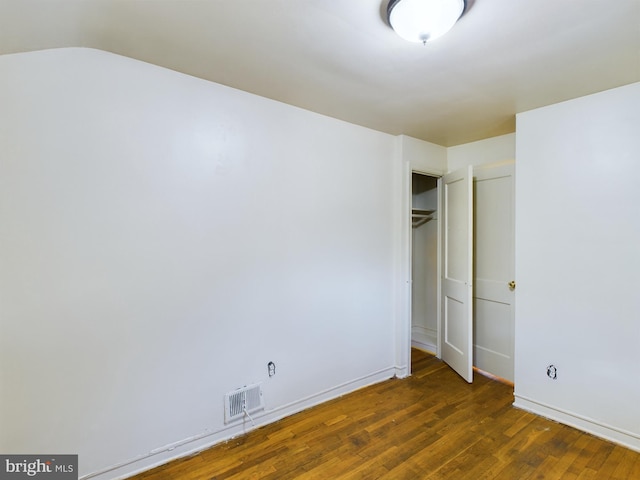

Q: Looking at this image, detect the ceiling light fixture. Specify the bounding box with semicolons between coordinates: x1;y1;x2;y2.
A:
387;0;466;45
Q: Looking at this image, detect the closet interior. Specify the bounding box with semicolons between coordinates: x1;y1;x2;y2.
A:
411;173;438;354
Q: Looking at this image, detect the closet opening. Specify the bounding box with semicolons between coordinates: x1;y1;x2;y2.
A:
410;172;439;356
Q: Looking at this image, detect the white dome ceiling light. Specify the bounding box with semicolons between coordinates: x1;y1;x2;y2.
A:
387;0;466;45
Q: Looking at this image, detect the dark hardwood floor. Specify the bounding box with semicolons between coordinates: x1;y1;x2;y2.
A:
130;349;640;479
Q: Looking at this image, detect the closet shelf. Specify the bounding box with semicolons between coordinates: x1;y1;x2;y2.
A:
412;208;435;228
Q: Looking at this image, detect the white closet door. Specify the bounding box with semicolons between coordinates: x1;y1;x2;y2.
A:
440;166;473;383
473;163;515;381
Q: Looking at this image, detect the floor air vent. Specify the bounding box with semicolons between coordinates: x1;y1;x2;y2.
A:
224;383;264;423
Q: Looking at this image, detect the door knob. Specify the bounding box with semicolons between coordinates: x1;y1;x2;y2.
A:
508;280;516;290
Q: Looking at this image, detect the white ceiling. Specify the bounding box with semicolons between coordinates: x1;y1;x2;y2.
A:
1;0;639;146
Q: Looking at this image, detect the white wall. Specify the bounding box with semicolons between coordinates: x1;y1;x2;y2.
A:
447;133;515;172
514;82;640;451
0;48;401;478
400;135;447;175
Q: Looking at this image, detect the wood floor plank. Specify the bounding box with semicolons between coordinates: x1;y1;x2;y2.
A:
612;449;640;480
128;350;640;479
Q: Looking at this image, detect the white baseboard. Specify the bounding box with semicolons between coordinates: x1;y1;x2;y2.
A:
394;364;409;379
411;336;438;355
514;394;640;453
82;366;396;480
411;340;436;355
411;326;436;354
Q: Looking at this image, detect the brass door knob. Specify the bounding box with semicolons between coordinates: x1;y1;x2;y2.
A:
508;280;516;290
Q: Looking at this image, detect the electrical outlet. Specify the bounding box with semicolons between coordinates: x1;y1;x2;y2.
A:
546;365;557;380
267;361;276;377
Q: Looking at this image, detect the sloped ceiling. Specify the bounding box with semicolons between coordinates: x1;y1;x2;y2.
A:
1;0;639;146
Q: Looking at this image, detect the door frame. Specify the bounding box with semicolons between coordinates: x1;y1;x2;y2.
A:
404;167;444;376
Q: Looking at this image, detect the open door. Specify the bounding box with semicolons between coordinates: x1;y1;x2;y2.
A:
439;166;473;382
